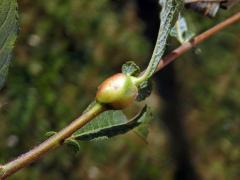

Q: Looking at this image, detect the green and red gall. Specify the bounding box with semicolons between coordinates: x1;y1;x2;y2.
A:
96;73;138;109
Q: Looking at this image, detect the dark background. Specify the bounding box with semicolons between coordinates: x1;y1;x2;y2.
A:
0;0;239;179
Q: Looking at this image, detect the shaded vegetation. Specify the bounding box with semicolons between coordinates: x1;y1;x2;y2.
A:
0;0;239;179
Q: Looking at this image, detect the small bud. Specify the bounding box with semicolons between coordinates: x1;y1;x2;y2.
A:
96;73;138;109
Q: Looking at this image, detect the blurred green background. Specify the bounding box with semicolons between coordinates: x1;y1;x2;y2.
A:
0;0;239;179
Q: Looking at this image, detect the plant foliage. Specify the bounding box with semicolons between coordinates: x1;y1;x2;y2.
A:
72;106;152;141
0;0;18;89
143;0;183;80
170;14;195;43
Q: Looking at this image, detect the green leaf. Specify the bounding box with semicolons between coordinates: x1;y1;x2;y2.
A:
0;0;19;89
122;61;140;76
142;0;183;80
170;14;194;43
65;139;81;153
73;106;151;141
134;106;153;141
45;131;57;138
136;80;152;101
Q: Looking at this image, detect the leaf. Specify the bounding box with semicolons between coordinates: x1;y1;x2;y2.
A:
134;106;153;141
0;0;19;89
65;139;81;153
73;106;152;141
45;131;57;138
185;1;221;17
136;80;152;101
170;14;194;43
122;61;140;76
143;0;183;79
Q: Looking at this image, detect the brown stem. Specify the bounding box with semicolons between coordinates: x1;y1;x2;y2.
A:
0;103;105;179
156;12;240;72
1;12;239;179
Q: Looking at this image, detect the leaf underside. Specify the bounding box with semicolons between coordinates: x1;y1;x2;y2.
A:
170;14;194;43
144;0;183;79
0;0;19;89
122;61;140;76
73;106;151;141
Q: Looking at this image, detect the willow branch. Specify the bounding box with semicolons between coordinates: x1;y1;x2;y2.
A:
0;12;239;180
155;12;240;72
0;103;106;179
